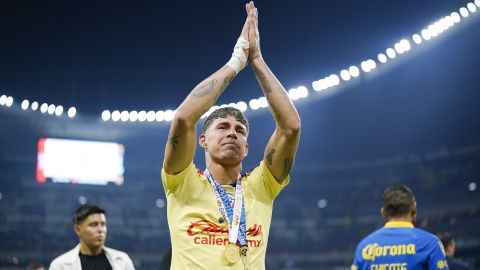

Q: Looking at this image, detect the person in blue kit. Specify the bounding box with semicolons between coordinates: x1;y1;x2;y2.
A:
351;185;449;270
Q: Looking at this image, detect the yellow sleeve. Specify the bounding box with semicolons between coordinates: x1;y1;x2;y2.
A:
248;161;289;200
161;162;197;196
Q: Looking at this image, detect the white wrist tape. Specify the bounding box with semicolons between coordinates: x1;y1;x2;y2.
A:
226;36;249;74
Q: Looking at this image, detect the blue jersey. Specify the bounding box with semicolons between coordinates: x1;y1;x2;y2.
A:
352;221;449;270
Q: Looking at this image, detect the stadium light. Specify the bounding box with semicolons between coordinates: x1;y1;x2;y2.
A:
129;111;138;122
67;107;77;118
155;111;165;122
102;110;111;121
21;100;30;110
111;110;121;121
349;66;360;77
460;7;469;17
55;105;63;116
31;101;39;111
377;53;387;63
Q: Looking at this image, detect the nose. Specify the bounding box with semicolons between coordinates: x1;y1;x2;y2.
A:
226;128;237;138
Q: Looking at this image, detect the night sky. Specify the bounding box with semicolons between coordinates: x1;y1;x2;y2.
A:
1;0;479;159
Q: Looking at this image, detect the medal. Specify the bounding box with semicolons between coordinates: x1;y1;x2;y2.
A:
225;243;240;264
205;170;249;267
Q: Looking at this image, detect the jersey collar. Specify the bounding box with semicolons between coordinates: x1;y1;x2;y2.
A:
384;221;414;228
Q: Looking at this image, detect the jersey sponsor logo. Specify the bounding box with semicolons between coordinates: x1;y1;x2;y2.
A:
362;243;416;261
187;219;263;248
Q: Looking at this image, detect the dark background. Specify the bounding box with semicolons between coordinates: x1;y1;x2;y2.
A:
0;1;479;269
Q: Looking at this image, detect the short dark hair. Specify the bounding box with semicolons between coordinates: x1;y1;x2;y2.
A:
382;185;415;218
73;204;105;225
437;232;454;249
203;107;249;134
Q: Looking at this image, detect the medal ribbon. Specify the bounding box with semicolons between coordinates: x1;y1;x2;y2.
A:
205;170;247;247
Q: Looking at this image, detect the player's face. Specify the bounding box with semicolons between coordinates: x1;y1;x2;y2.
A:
201;116;248;165
74;213;107;250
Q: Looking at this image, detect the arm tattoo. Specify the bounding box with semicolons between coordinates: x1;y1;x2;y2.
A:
252;64;272;93
168;134;180;151
191;79;218;98
265;147;276;166
216;73;235;100
281;158;294;179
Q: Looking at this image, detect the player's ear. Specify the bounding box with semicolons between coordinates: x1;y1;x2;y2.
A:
380;207;388;221
199;134;207;149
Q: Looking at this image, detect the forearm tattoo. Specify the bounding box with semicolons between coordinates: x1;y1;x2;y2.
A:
265;147;275;166
216;73;235;100
281;158;293;179
192;79;218;97
252;64;272;93
168;134;180;151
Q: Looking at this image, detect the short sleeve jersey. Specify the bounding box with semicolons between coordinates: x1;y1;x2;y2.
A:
352;221;449;270
161;161;289;270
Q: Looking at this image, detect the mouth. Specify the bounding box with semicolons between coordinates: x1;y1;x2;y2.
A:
222;142;240;149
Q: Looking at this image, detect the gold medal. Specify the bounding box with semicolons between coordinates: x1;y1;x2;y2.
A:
225;243;240;264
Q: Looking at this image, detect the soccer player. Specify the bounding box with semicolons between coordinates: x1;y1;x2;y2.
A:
161;1;301;269
351;185;449;270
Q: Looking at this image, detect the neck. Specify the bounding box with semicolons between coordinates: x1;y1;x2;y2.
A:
387;216;413;223
206;161;242;185
79;242;102;256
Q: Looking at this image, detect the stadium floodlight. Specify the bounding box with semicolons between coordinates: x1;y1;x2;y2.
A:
120;111;129;122
476;0;480;8
340;69;351;81
349;65;360;77
412;34;422;44
164;110;175;121
147;111;156;122
21;100;30;110
444;16;454;28
421;29;432;40
377;53;387;63
329;74;340;86
297;86;309;98
155;111;165;122
368;59;377;70
47;104;56;115
236;101;248;112
288;89;299;100
111;110;121;121
129;111;138;122
138;111;147;122
361;61;371;72
249;99;260;110
258;97;268;108
467;2;477;12
67;107;77;118
394;42;405;54
451;12;461;23
55;105;63;116
460;7;469;17
102;110;111;121
386;48;397;59
31;101;39;111
0;95;6;105
312;80;325;91
40;103;48;113
428;23;440;38
400;39;411;52
6;96;13;107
